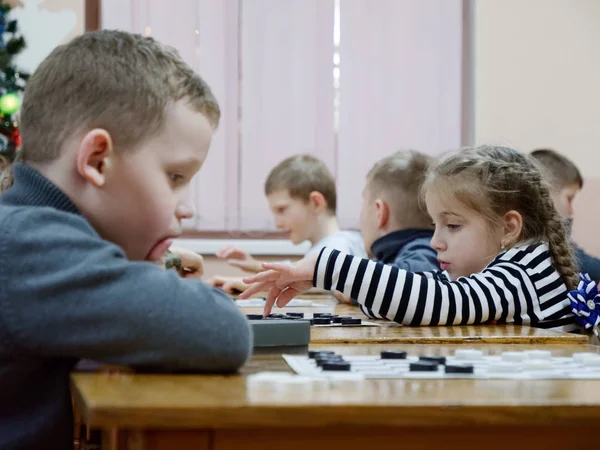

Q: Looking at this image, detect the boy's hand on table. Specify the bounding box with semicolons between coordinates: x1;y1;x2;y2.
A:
162;247;204;279
240;253;318;315
206;275;248;294
216;245;263;273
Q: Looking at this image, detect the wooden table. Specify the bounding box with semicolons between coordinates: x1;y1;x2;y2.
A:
72;343;600;450
242;301;589;345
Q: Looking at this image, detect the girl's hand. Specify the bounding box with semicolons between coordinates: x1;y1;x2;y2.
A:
240;254;318;315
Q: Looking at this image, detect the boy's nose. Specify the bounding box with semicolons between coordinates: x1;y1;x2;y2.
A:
176;202;195;220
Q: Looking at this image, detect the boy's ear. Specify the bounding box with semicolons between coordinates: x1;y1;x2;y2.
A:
375;199;390;229
75;129;114;187
308;191;328;213
503;210;523;246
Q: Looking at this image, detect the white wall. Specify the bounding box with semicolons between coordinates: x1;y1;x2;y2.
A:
11;0;84;74
473;0;600;255
474;0;600;173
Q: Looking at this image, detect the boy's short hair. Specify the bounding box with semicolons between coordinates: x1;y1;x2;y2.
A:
366;150;432;229
19;30;220;164
530;148;583;191
264;154;337;214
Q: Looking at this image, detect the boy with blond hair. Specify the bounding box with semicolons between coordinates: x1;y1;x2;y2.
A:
531;148;600;281
210;154;365;292
360;150;438;271
0;30;251;449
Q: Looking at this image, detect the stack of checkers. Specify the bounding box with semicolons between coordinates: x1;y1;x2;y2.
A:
246;312;362;326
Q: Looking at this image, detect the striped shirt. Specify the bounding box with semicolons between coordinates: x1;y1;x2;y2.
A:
314;242;576;331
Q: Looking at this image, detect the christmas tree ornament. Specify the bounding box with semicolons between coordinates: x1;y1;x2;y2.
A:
0;1;28;163
0;92;19;114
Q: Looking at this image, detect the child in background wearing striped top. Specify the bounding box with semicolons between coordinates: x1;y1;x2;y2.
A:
240;146;579;331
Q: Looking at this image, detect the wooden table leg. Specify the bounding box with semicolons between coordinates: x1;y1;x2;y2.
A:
101;429;123;450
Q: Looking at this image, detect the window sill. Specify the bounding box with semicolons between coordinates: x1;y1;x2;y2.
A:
172;238;311;256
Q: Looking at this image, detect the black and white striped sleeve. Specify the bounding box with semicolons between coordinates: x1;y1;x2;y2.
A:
313;247;549;326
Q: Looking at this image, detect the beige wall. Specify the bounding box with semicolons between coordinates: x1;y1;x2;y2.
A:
474;0;600;256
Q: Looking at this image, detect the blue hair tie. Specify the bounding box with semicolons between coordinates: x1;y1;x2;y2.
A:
567;273;600;337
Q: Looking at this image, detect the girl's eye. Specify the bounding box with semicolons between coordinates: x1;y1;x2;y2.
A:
447;224;461;231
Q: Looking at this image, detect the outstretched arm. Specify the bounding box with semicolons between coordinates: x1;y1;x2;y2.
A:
243;246;566;327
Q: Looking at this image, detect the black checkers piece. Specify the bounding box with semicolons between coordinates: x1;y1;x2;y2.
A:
315;353;344;366
409;361;439;372
266;314;286;319
419;356;446;365
246;314;263;320
445;364;474;374
322;361;351;371
286;312;305;318
341;318;362;325
313;317;332;325
313;313;335;318
332;316;352;323
381;350;407;360
308;350;335;359
315;355;344;366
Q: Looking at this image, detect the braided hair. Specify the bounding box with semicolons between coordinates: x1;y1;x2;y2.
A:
424;145;579;290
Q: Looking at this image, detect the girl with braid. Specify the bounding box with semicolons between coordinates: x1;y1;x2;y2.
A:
241;146;580;331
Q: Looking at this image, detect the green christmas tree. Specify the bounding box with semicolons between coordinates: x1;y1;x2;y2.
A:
0;0;28;164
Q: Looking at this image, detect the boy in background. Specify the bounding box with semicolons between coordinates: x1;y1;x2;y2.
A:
359;150;439;272
209;154;366;292
0;30;251;450
531;148;600;281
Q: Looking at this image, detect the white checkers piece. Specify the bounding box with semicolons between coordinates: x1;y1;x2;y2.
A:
309;377;331;390
247;372;293;390
572;352;600;364
454;349;484;360
523;359;554;371
272;376;316;393
501;351;528;362
247;372;338;392
525;350;552;360
488;361;523;373
582;355;600;368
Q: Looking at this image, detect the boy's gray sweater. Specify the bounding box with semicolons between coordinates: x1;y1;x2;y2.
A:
0;163;252;450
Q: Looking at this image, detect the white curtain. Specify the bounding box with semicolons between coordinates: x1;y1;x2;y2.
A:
238;0;335;230
101;0;464;231
336;0;463;227
101;0;240;230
